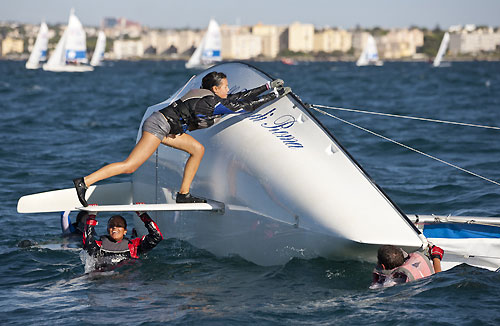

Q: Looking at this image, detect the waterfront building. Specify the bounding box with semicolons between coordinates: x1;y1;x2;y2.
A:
1;37;24;56
251;23;280;58
313;28;352;53
288;22;314;53
221;25;262;59
377;28;424;59
113;39;144;59
449;27;500;54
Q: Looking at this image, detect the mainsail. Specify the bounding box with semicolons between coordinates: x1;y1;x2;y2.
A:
185;19;222;69
90;31;106;66
43;9;93;72
356;34;383;66
26;22;49;69
433;32;450;67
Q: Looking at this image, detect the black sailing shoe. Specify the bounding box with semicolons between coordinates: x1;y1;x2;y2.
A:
176;192;207;204
73;177;88;207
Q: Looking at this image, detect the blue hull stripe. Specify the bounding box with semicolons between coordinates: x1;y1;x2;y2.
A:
424;223;500;239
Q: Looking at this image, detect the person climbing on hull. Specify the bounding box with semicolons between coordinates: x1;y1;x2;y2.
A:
73;72;290;206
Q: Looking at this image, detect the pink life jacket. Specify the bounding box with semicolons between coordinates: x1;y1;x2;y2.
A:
372;251;434;286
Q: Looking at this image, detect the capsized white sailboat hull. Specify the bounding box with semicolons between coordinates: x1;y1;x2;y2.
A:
131;62;427;265
16;61;500;270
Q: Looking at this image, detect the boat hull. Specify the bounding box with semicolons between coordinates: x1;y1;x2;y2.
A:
42;64;94;72
130;62;426;265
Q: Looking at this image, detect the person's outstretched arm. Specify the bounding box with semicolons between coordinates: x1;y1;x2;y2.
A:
430;245;444;273
83;212;101;256
227;79;284;102
215;86;291;114
133;211;163;256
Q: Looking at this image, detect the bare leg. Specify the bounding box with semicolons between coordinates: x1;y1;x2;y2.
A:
162;133;205;194
84;132;162;186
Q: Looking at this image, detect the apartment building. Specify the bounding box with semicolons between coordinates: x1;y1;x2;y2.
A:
449;28;500;54
113;39;144;59
287;22;314;53
251;23;281;58
313;28;352;53
377;28;424;58
1;37;24;56
221;25;262;59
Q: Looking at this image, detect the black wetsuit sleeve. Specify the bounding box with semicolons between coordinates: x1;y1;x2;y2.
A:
83;215;100;256
220;92;277;113
215;84;277;113
227;84;269;102
136;213;163;256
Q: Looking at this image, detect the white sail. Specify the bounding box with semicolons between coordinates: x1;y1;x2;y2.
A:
90;31;106;66
433;32;450;67
43;9;93;72
26;22;49;69
185;19;222;69
356;34;383;66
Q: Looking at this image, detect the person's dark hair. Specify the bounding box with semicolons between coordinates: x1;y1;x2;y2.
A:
107;215;127;229
202;71;227;90
377;245;404;270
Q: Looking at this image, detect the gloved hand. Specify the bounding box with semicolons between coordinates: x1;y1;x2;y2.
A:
430;245;444;261
86;204;98;219
270;79;284;88
86;204;98;225
275;86;291;97
135;202;146;217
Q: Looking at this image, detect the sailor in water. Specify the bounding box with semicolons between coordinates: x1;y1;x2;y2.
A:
370;244;444;288
73;72;290;206
61;210;88;237
83;208;163;271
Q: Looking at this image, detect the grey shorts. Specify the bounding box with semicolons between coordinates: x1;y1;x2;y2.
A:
142;111;172;140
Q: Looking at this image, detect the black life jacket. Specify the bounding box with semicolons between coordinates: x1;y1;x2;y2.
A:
159;89;215;134
99;236;136;258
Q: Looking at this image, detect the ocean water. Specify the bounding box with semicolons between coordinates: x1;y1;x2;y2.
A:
1;60;500;325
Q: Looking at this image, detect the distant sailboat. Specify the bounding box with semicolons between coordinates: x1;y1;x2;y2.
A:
43;9;93;72
185;19;222;69
25;22;49;69
90;31;106;66
432;32;450;67
356;34;383;66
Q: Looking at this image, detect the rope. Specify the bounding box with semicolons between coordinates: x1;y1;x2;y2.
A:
312;104;500;131
310;106;500;187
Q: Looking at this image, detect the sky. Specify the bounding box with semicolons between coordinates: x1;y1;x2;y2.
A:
1;0;499;29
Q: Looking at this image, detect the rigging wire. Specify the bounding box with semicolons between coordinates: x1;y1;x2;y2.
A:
312;104;500;131
310;105;500;187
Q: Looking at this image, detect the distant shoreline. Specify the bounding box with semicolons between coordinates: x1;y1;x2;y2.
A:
0;53;500;63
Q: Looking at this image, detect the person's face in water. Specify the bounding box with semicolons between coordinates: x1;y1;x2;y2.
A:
212;78;229;98
108;220;127;242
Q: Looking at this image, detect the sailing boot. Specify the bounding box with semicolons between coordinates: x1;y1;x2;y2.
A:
73;177;88;207
176;192;207;204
